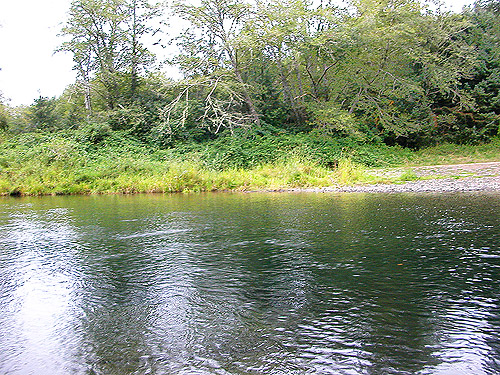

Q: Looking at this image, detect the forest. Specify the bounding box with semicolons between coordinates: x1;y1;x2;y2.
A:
0;0;499;195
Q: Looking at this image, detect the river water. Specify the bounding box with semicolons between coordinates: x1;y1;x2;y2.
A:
0;192;499;374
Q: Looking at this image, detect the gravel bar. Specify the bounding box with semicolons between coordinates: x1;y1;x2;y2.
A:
258;162;500;194
325;176;500;193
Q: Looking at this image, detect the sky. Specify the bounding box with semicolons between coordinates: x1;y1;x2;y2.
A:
0;0;475;107
0;0;75;106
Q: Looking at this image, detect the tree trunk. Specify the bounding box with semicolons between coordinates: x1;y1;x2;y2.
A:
277;56;301;124
84;81;92;118
130;0;138;101
229;51;260;127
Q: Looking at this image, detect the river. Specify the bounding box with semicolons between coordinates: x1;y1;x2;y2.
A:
0;192;499;374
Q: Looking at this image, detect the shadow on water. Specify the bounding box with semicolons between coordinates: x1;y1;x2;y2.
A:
0;192;499;374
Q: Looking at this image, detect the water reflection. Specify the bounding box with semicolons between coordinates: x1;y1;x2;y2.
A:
0;193;499;374
0;206;86;374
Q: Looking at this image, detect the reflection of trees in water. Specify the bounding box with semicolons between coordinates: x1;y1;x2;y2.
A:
312;194;500;375
225;193;500;374
71;203;200;374
406;197;500;375
173;195;317;373
249;194;441;373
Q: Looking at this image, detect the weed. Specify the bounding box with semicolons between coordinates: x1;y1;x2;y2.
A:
1;131;499;196
398;170;419;181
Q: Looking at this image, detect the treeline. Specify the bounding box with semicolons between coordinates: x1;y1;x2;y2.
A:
1;0;499;149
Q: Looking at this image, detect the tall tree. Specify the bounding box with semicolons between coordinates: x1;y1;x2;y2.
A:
297;0;478;141
0;91;8;131
464;0;500;115
28;96;60;131
124;0;162;99
242;0;312;125
58;0;161;112
173;0;261;126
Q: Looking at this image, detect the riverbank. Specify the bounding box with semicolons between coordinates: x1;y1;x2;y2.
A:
312;176;500;193
257;162;500;194
1;132;500;196
5;161;500;196
336;162;500;193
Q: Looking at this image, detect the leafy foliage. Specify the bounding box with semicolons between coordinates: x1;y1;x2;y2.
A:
57;0;162;112
1;0;499;178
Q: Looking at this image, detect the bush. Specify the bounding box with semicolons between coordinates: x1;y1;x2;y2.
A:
76;122;112;144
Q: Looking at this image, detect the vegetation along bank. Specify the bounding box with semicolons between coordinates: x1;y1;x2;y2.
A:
0;0;499;195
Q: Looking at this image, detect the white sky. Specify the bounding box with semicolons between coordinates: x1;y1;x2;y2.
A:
0;0;76;106
0;0;475;107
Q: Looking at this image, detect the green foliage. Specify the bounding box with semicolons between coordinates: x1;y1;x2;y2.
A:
398;170;419;181
409;137;500;165
0;104;9;132
333;158;365;185
28;96;60;131
4;0;500;173
76;121;113;144
449;0;500;144
58;0;162;112
171;0;487;146
1;130;499;196
428;108;498;145
306;102;362;138
107;106;148;133
179;130;414;171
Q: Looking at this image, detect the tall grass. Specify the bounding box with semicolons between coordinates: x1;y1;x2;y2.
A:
0;139;361;195
409;138;500;166
1;131;499;196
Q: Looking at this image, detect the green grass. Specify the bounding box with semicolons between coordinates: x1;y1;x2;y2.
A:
407;138;500;166
397;170;419;182
1;131;499;196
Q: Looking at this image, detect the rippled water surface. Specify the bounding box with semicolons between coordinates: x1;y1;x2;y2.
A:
1;192;499;374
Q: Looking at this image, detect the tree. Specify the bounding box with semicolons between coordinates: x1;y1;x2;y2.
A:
442;0;500;143
464;0;500;115
124;0;163;99
241;0;312;126
58;0;161;112
28;96;60;131
0;93;9;131
291;0;478;143
173;0;260;126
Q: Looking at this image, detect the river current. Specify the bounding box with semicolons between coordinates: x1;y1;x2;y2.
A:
0;192;499;374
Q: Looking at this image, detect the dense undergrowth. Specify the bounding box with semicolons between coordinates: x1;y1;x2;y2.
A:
1;130;499;196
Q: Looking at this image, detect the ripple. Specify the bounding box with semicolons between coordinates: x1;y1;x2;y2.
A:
117;228;191;239
0;193;499;374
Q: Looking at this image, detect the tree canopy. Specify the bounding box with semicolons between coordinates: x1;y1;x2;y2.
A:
1;0;498;148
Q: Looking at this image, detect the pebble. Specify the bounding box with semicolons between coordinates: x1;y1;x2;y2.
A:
313;176;500;194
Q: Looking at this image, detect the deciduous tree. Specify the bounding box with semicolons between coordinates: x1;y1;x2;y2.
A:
173;0;260;126
58;0;161;112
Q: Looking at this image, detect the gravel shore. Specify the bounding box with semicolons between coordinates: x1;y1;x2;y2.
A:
326;176;500;193
285;162;500;194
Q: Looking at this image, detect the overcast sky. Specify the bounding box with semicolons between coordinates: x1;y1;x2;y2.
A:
0;0;475;106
